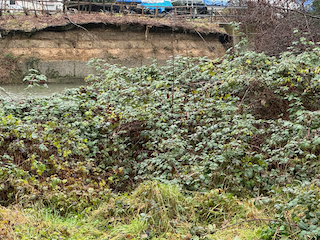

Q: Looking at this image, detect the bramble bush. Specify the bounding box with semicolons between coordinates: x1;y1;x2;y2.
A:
261;182;320;239
1;40;320;238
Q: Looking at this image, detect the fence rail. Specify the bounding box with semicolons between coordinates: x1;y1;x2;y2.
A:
0;0;247;23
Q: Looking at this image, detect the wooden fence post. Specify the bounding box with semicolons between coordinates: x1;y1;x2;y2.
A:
193;6;195;19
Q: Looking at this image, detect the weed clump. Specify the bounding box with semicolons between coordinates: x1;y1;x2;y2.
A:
131;181;186;233
195;190;242;226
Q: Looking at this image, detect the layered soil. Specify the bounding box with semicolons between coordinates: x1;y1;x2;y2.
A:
0;14;229;83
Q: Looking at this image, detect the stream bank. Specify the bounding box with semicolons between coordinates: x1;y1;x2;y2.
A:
0;15;230;84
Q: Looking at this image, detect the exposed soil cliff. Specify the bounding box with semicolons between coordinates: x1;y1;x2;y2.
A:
0;14;230;83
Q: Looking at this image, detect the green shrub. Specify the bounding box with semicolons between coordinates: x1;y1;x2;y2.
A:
1;41;320;219
262;183;320;239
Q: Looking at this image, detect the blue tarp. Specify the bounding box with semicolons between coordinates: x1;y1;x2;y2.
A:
203;0;228;6
304;0;313;9
116;0;142;3
116;0;226;7
141;1;173;12
116;0;172;12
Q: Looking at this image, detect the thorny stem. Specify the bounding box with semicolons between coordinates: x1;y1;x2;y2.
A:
0;87;13;101
171;33;175;113
214;218;299;233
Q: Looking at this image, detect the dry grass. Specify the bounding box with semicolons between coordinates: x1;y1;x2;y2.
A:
0;13;226;34
0;206;29;239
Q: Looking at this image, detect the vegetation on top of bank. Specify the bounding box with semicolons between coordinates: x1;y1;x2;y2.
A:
1;39;320;238
0;13;225;35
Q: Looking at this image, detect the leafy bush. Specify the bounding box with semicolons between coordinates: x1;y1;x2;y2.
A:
23;68;48;89
1;43;320;228
262;183;320;239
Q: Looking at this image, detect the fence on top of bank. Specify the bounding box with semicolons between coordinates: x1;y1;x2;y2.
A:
0;0;248;23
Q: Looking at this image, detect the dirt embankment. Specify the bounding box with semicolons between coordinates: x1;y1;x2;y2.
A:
0;14;230;83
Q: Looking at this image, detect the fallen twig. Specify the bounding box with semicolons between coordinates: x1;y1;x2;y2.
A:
64;14;96;41
195;29;215;52
272;226;280;240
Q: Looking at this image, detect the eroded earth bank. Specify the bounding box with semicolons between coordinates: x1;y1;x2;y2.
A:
0;15;229;83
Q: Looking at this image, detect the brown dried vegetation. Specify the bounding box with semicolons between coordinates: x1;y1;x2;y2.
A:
0;54;20;84
0;13;225;34
236;0;320;55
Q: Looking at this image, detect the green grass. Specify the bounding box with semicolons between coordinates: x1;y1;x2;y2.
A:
0;182;273;240
5;207;105;239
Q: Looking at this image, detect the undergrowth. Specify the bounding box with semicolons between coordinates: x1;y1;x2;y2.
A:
0;53;21;84
1;39;320;238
